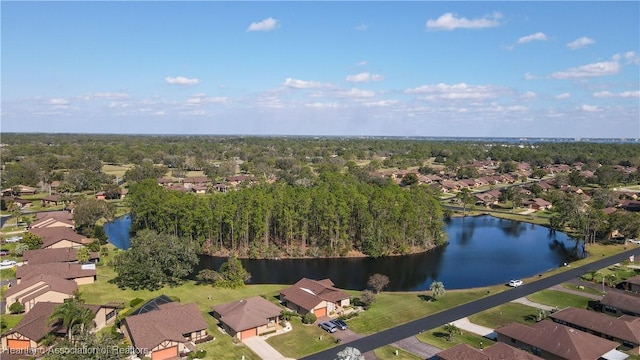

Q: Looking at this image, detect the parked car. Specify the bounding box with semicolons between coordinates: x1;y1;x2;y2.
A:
628;239;640;244
0;260;17;266
0;250;9;256
330;319;348;330
5;236;22;243
318;321;337;333
508;279;523;287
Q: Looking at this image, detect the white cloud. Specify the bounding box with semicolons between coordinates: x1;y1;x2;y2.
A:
165;76;200;85
338;88;375;98
247;17;278;32
620;90;640;98
593;91;614;98
187;94;229;104
507;105;528;111
567;36;595;50
356;61;368;66
550;60;620;79
305;102;340;108
625;51;640;64
91;92;130;100
594;90;640;98
346;72;384;83
555;93;571;100
152;111;165;116
405;82;498;100
282;78;327;89
520;91;537;100
580;104;600;112
524;73;538;80
426;12;502;31
516;32;547;45
363;100;398;107
355;23;368;31
49;98;70;105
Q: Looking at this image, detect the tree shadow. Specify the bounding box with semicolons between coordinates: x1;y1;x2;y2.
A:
523;314;538;323
418;294;434;302
432;331;449;340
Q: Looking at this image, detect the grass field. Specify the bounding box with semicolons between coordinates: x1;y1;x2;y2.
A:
467;303;538;329
266;318;337;359
416;324;495;350
526;289;591;309
101;164;132;178
1;313;24;331
561;283;605;296
373;345;423;360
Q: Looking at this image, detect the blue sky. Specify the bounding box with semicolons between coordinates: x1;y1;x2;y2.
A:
2;1;639;138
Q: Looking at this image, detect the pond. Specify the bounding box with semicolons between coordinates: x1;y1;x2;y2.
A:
105;214;584;291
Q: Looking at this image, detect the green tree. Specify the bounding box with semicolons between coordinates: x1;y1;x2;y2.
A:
14;243;30;256
74;198;114;236
213;253;251;288
49;299;95;340
400;173;419;187
42;331;127;360
76;247;91;263
22;232;43;250
456;188;473;216
359;289;377;309
92;225;108;245
443;323;460;341
9;301;24;314
429;281;445;300
112;229;199;290
10;203;22;227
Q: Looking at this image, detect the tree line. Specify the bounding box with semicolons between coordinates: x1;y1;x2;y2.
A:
126;173;446;258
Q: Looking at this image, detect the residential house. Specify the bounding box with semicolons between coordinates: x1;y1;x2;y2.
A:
182;176;211;190
1;301;118;353
40;195;61;207
600;291;640;317
157;178;177;187
29;227;91;249
16;263;97;285
1;185;38;196
191;185;208;194
523;198;552;211
29;211;74;230
280;278;350;318
212;296;282;340
623;275;640;293
122;296;210;360
213;183;228;193
22;248;99;265
95;191;106;200
4;274;77;314
495;320;627;360
437;342;542;360
549;307;640;353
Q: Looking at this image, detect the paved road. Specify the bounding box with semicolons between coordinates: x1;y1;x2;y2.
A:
301;247;640;360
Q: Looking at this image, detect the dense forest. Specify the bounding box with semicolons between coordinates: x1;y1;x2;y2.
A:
127;174;446;258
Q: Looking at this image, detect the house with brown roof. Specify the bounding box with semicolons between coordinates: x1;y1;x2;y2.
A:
122;298;210;360
523;198;552;211
40;195;60;207
623;275;640;293
437;342;542;360
549;307;640;353
22;248;99;265
280;278;350;318
600;291;640;317
495;320;626;360
1;301;119;353
4;274;77;314
29;227;91;249
182;176;211;190
212;296;282;340
29;211;74;229
16;263;97;285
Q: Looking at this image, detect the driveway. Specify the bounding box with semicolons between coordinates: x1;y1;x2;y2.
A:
332;329;363;343
392;336;440;359
243;336;295;360
450;317;496;340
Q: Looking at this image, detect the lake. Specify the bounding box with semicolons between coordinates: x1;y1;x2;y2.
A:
105;214;584;291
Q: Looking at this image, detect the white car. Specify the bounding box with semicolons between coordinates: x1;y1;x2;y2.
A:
508;279;523;287
5;236;22;243
628;239;640;244
0;260;17;266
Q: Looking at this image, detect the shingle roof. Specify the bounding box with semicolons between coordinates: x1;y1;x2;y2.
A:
437;343;489;360
600;291;640;314
549;307;640;345
280;278;350;313
212;296;282;332
5;274;77;298
483;342;543;360
30;211;74;229
625;275;640;286
29;227;90;248
123;301;207;351
16;263;96;282
495;320;618;360
23;248;99;265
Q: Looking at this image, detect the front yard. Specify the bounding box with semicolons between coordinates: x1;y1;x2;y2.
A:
467;302;539;329
265;318;336;359
526;289;591;309
416;324;495;350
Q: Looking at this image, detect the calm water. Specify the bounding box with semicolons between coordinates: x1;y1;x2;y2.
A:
106;215;584;290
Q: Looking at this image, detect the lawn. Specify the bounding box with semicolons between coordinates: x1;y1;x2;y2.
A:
561;283;605;296
373;345;423;360
348;285;506;335
102;164;133;178
467;303;539;329
1;313;24;331
416;325;495;350
526;290;591;309
266;317;337;359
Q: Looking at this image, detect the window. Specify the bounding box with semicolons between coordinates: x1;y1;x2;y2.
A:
510;338;516;344
531;346;542;356
106;309;116;322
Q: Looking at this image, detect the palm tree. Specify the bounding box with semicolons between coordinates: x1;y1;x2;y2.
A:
429;281;445;300
49;299;94;341
443;323;460;341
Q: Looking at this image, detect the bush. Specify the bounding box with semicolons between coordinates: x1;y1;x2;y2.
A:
302;312;317;324
187;350;206;360
9;301;24;314
280;310;297;321
129;298;144;308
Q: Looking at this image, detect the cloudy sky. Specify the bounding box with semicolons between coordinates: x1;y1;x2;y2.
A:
2;2;639;138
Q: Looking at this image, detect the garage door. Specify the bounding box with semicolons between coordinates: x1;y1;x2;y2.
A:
241;328;257;340
8;339;30;350
313;307;327;318
151;346;178;360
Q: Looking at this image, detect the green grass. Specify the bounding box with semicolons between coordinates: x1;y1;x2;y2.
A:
373;345;423;360
348;285;506;335
561;283;605;296
102;164;132;178
416;325;495;350
266;317;337;359
1;313;24;332
467;303;538;329
527;290;591;309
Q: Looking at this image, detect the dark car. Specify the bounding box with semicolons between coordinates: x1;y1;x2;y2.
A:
318;321;337;333
330;319;347;330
